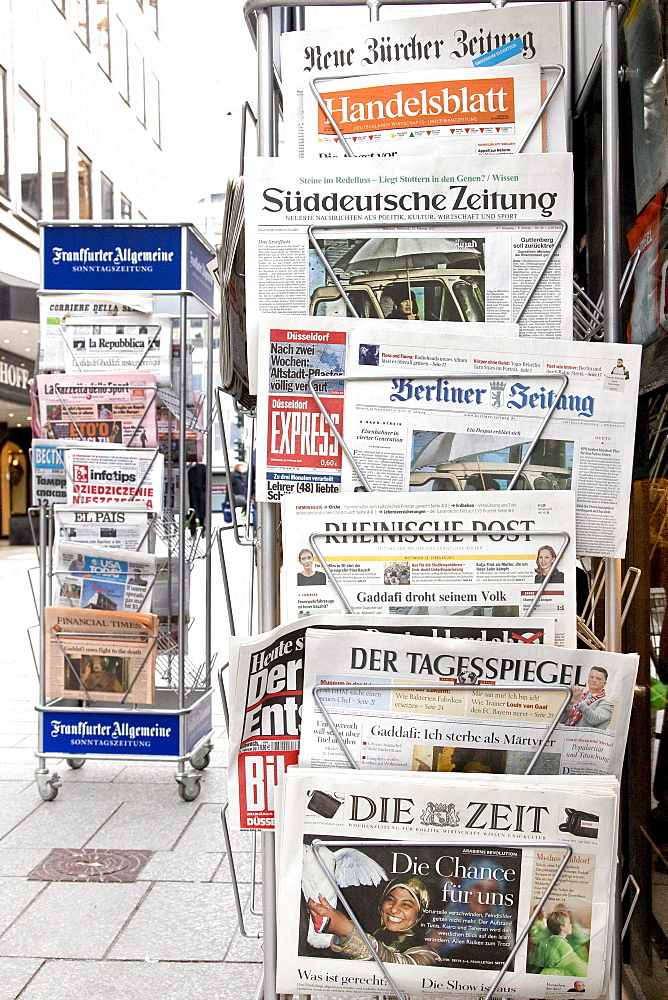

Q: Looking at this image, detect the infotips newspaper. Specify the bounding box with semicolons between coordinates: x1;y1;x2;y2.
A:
245;152;574;391
275;769;618;998
299;630;638;779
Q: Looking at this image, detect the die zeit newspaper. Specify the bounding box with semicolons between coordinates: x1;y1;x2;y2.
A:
281;492;577;646
275;769;618;999
244;152;574;393
256;314;518;503
44;606;158;705
36;373;158;448
302;64;547;159
227;613;555;831
280;1;569;156
64;448;165;514
299;630;638;780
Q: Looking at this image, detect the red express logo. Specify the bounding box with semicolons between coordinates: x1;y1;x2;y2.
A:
268;395;343;469
73;464;89;482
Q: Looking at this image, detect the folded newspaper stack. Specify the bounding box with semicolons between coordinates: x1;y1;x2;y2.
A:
275;769;618;999
53;541;157;614
218;176;253;407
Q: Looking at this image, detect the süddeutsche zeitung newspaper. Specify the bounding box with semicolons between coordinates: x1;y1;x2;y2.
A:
299;630;638;779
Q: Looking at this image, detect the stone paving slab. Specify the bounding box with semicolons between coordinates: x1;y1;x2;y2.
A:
0;793;121;850
0;881;149;959
17;959;263;1000
0;878;45;936
0;956;43;1000
85;792;201;851
0;848;52;878
137;850;223;883
174;802;247;853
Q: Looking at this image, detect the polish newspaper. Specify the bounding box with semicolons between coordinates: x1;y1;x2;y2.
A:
227;613;555;831
281;492;577;645
31;440;119;506
275;768;618;999
44;605;158;705
53;541;157;614
299;629;638;779
64;448;165;513
36;372;158;448
303;64;546;159
281;2;569;156
54;505;153;551
245;152;574;391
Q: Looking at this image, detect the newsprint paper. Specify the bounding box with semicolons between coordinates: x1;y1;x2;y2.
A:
64;448;165;514
227;613;555;831
300;630;638;779
60;318;172;386
275;769;618;998
303;64;546;159
31;440;118;506
53;542;156;614
44;606;158;705
281;1;569;155
245;152;574;391
54;505;153;551
281;492;577;645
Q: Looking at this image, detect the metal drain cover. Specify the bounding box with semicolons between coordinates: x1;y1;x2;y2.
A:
28;848;152;883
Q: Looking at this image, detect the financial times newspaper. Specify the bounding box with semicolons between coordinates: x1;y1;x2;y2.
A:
256;314;518;502
228;613;555;830
245;152;574;392
300;630;638;779
53;542;156;614
44;606;158;705
303;64;545;159
61;318;172;386
38;292;154;373
275;768;618;999
36;372;158;448
282;492;577;645
54;505;153;551
64;448;164;514
281;1;569;155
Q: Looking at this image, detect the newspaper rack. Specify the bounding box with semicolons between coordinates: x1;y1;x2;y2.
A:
236;2;633;999
32;221;218;803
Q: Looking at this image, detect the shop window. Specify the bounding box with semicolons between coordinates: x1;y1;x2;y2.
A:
146;72;161;147
101;172;113;219
113;16;129;103
77;149;92;219
0;67;7;197
50;123;68;219
75;0;90;48
17;89;41;220
130;44;146;125
51;0;66;14
96;0;110;77
148;0;158;34
120;193;131;219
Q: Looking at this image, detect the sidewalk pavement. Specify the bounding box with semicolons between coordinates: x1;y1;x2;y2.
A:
0;536;262;1000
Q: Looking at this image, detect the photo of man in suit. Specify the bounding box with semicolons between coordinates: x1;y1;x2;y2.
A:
565;667;614;730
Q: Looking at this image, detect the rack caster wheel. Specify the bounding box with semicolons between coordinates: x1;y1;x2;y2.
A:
177;777;201;802
36;770;62;802
190;744;212;771
66;757;85;769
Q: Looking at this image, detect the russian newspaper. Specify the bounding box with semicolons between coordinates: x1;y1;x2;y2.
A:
256;314;517;503
281;2;569;156
275;768;618;999
54;505;153;551
299;629;638;779
44;606;158;705
38;292;154;373
281;492;577;645
60;318;172;385
302;64;546;159
64;448;165;513
31;440;118;506
245;152;574;391
53;541;157;614
228;613;555;831
36;372;158;448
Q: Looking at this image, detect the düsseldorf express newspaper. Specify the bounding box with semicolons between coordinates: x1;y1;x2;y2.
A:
245;152;574;391
227;613;555;830
281;2;569;155
275;769;618;999
299;630;638;779
281;492;577;645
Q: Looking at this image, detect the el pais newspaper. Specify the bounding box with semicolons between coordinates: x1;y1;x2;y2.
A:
275;768;618;999
256;316;640;560
245;152;574;392
281;492;577;646
227;613;555;831
299;630;638;780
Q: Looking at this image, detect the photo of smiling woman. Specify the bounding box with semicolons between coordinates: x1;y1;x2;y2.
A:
534;545;564;584
307;876;440;965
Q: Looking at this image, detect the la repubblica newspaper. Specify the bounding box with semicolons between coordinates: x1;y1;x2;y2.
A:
281;492;576;646
299;629;638;780
244;152;574;392
227;613;555;831
280;1;569;156
275;768;618;999
256;315;640;559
